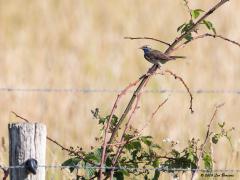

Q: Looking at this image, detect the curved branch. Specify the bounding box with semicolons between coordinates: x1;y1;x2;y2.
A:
173;33;240;51
124;36;171;46
163;70;194;113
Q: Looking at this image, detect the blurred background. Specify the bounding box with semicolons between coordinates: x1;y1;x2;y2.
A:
0;0;240;179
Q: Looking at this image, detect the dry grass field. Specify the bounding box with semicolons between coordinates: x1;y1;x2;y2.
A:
0;0;240;179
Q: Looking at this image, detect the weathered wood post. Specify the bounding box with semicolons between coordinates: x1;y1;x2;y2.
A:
8;123;46;180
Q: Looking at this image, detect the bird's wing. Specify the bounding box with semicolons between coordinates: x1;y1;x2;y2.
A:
151;50;173;61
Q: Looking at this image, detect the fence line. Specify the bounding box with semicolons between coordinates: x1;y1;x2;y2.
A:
0;88;240;94
1;164;240;173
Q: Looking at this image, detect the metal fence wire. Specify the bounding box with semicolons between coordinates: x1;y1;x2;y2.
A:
1;164;240;173
0;88;239;94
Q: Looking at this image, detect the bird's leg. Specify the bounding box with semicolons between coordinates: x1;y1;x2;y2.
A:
140;64;161;79
150;64;160;73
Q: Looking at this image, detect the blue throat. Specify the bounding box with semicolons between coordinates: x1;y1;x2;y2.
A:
143;48;150;54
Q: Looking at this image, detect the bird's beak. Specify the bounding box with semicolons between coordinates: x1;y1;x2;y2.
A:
139;47;143;50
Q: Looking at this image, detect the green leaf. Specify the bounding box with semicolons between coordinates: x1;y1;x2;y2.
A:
212;134;219;144
152;159;160;168
191;9;204;19
91;108;99;119
119;169;130;177
132;141;141;150
113;171;124;180
177;23;186;32
212;27;216;35
131;149;138;160
99;116;107;125
203;20;216;34
184;33;193;41
203;153;213;170
171;149;180;157
125;140;141;151
218;122;225;128
85;150;101;163
151;143;161;149
152;169;160;180
84;163;96;179
180;20;194;34
93;148;102;163
111;115;119;126
62;157;80;173
141;136;152;146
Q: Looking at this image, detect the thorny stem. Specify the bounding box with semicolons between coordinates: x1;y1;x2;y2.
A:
110;93;142;179
173;33;240;51
108;67;156;144
138;98;169;135
124;37;171;46
99;78;142;179
201;103;225;151
191;103;224;180
164;70;194;113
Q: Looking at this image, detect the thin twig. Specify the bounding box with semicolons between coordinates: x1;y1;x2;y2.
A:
183;0;193;20
124;37;171;46
173;33;240;51
191;103;224;180
163;70;194;113
138;98;169;135
108;105;167;148
201;103;225;150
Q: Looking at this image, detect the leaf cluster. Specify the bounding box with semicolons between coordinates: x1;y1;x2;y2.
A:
62;110;234;179
177;7;216;41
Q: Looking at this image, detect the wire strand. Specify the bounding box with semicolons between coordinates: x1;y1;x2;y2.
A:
0;88;239;94
1;164;240;173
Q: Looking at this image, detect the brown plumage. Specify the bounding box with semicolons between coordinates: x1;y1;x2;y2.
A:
139;45;186;65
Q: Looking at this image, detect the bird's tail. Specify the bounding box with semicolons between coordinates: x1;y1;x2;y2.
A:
170;56;186;59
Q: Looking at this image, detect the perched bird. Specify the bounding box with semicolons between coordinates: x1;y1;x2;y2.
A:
139;45;186;66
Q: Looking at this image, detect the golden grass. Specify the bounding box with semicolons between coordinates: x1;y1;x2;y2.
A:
0;0;240;179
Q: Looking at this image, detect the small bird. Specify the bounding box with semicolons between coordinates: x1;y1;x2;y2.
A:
139;45;186;66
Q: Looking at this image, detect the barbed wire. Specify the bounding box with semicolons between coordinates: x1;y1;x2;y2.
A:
1;164;240;173
0;88;239;94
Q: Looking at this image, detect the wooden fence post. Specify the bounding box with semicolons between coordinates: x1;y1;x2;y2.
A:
8;123;46;180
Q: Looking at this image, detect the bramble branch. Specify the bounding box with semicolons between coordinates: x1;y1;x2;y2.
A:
191;103;224;180
110;93;142;179
201;103;225;151
138;98;169;135
173;33;240;51
108;75;151;144
99;78;142;179
163;70;194;113
124;37;171;46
